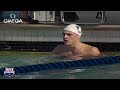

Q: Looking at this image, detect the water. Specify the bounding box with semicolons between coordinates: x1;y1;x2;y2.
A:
0;51;120;79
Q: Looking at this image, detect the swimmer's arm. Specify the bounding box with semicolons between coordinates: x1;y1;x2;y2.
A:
90;47;101;57
52;45;67;54
52;45;60;54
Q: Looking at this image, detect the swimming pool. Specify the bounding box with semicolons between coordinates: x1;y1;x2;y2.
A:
0;51;120;79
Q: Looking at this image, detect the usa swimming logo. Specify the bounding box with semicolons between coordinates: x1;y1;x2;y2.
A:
4;68;15;77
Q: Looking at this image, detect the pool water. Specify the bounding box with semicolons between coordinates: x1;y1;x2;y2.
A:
0;51;120;79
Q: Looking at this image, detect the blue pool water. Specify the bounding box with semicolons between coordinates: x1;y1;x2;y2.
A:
0;51;120;79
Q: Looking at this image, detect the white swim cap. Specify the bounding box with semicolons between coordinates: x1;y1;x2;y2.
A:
63;24;82;36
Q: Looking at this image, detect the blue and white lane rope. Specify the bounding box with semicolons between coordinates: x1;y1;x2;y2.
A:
0;56;120;75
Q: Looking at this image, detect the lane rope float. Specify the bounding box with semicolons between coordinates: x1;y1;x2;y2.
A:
0;56;120;75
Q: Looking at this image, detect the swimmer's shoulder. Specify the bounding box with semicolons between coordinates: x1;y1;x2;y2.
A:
81;43;92;49
82;43;101;56
82;42;96;49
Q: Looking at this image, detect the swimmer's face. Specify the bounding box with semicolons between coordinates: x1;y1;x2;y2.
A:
63;31;80;45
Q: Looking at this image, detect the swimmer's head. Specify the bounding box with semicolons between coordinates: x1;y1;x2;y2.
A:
63;24;82;36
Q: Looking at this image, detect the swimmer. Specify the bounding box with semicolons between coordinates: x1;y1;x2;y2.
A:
52;24;101;60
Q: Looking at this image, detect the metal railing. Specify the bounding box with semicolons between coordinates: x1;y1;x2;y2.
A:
60;11;106;25
33;11;55;24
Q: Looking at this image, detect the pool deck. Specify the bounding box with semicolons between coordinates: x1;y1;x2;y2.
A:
0;24;120;43
1;24;120;30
